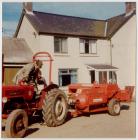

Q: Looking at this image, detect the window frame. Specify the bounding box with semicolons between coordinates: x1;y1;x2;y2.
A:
58;68;78;87
79;38;97;54
54;37;68;54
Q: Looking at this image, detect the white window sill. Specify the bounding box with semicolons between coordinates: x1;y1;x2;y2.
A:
54;53;70;57
80;54;99;57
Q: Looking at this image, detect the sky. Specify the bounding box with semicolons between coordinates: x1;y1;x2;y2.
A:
2;2;125;37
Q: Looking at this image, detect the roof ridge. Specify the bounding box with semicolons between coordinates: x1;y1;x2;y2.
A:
33;10;106;22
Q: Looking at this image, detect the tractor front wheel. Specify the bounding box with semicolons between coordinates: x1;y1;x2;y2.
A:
42;88;68;127
108;99;120;116
5;109;28;138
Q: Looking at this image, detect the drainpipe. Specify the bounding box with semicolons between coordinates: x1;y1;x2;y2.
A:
104;21;112;65
109;39;112;66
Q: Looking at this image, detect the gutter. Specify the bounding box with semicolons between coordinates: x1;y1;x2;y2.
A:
39;32;107;40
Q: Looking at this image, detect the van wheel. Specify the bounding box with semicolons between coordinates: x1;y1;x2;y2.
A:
5;109;28;138
42;88;68;127
108;99;120;116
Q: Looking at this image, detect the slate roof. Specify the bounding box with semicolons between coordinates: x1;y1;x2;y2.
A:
15;10;106;38
14;10;136;39
106;11;136;38
2;37;33;64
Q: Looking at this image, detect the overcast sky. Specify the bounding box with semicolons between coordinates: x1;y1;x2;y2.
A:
2;2;125;37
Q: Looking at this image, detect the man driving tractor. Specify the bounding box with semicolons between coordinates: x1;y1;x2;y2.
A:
13;59;47;87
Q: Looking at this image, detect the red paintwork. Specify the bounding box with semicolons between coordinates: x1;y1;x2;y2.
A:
2;114;8;119
68;82;133;116
37;90;47;110
2;52;53;119
2;85;34;100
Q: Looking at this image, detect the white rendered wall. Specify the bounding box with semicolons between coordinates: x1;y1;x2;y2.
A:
38;36;111;85
111;15;136;89
17;16;40;54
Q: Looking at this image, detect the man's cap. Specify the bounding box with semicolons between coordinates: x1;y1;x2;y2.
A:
35;60;43;67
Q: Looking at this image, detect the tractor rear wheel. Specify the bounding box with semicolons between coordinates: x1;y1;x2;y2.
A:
5;109;28;138
108;99;120;116
42;88;68;127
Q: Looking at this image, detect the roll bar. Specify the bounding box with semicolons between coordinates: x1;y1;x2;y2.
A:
33;52;53;84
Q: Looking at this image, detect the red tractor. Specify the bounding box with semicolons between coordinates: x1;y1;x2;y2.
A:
67;83;133;117
2;52;68;138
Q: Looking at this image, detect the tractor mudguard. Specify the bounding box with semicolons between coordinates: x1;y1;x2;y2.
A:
43;83;59;92
38;83;59;110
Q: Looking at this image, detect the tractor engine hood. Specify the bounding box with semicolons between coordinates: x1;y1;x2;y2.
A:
2;85;34;101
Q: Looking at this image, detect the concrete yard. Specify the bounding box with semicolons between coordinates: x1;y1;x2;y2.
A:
2;102;136;138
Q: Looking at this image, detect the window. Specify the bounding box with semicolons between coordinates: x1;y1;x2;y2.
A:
80;39;97;54
109;71;117;83
59;69;77;86
54;37;67;53
99;71;107;84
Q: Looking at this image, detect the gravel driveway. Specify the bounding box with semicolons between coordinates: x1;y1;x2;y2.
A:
2;102;135;138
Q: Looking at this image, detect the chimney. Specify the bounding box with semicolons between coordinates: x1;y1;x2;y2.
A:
23;2;33;13
125;2;136;16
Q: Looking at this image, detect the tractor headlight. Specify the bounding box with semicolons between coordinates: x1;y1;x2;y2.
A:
2;97;8;103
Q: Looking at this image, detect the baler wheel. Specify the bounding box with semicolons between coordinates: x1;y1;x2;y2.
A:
42;88;68;127
108;99;120;116
5;109;28;138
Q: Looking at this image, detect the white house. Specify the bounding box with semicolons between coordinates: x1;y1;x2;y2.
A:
13;2;136;94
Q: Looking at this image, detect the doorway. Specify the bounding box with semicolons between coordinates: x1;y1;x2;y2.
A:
90;70;95;83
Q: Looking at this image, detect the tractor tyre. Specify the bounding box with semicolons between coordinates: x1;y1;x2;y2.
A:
5;109;28;138
108;99;120;116
42;88;68;127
